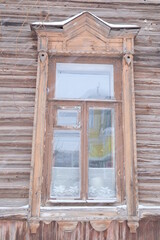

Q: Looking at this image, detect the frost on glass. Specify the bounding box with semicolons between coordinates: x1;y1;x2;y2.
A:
57;108;80;128
51;130;80;198
55;63;113;100
88;108;116;199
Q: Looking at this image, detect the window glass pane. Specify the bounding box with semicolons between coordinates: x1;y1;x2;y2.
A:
88;108;116;199
57;107;80;128
51;130;80;198
55;63;113;100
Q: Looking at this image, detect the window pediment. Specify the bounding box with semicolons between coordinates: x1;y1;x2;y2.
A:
31;11;139;56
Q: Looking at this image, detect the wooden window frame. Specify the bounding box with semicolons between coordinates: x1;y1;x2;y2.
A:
41;56;124;206
29;12;140;233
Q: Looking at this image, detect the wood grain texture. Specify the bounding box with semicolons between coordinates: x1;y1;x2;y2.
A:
29;38;48;218
0;219;159;240
122;49;138;227
0;0;160;209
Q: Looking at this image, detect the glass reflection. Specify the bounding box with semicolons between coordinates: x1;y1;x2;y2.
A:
57;108;80;127
88;108;116;199
51;130;80;198
55;63;113;100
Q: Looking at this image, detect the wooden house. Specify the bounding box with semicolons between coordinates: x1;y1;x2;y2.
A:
0;1;160;239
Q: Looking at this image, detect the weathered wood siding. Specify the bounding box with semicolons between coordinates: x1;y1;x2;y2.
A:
0;0;160;206
0;218;160;240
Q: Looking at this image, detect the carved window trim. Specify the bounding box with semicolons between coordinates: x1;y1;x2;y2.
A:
29;12;140;233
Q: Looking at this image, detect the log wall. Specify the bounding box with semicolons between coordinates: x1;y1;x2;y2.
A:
0;0;160;227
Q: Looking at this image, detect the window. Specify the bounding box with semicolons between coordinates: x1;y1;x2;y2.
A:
30;12;140;233
44;57;123;203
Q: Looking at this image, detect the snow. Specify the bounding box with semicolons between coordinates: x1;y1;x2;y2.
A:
41;205;125;210
31;11;139;29
0;205;28;209
139;205;160;209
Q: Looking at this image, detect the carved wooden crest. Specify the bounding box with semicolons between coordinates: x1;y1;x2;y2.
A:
90;220;111;232
57;221;78;232
31;11;139;55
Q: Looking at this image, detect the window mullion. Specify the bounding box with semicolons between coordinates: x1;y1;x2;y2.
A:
82;102;88;200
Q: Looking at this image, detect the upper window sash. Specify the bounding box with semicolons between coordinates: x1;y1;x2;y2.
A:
55;63;114;100
48;57;122;102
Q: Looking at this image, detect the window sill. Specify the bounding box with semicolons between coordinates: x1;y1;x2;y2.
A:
48;98;122;103
46;199;117;204
40;204;127;221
